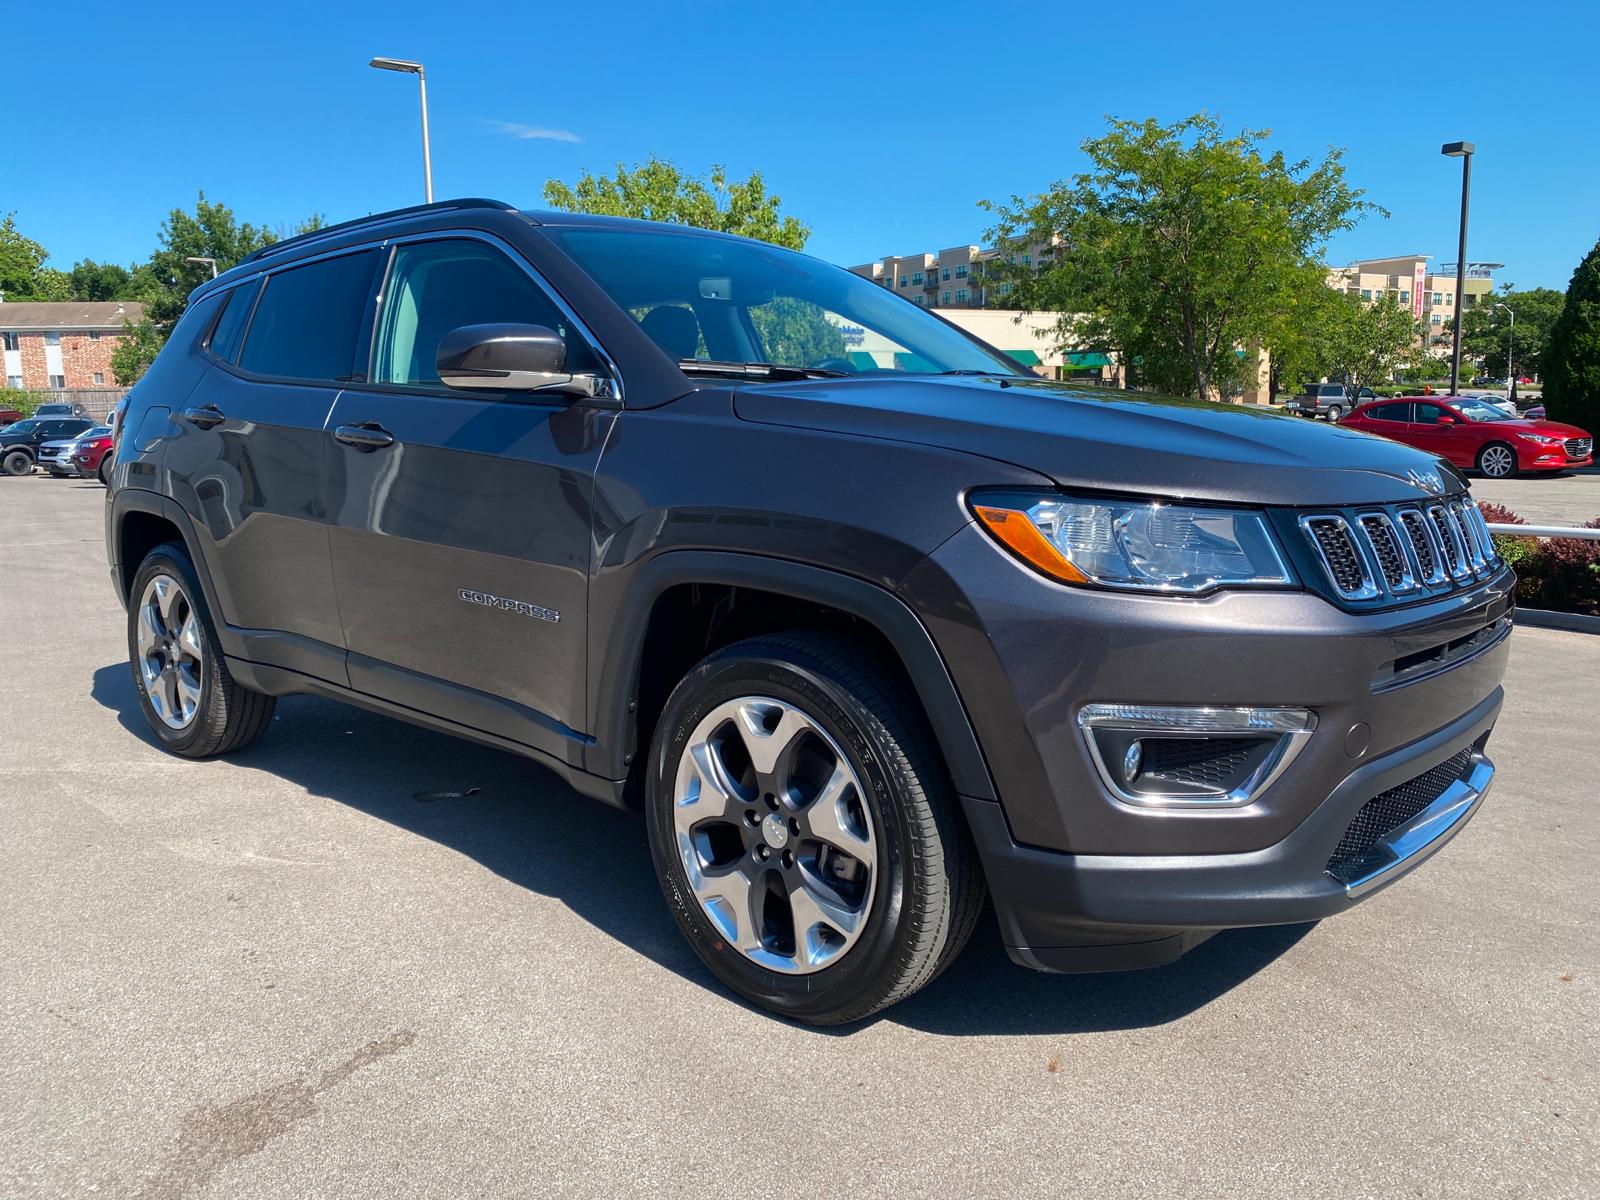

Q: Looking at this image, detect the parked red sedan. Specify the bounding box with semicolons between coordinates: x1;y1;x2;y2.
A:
1338;395;1593;478
73;429;115;484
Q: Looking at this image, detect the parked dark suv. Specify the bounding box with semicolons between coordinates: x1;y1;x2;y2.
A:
105;199;1513;1023
2;416;95;475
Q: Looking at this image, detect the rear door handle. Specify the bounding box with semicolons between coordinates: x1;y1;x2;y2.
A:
333;422;396;451
182;404;226;429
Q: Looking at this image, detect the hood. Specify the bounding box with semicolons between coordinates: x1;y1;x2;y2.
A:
1505;418;1589;439
734;376;1468;506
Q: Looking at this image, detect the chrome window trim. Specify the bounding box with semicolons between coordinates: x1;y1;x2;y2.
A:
1298;513;1380;600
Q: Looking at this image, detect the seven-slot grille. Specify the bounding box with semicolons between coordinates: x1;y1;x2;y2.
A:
1567;437;1593;460
1299;497;1501;604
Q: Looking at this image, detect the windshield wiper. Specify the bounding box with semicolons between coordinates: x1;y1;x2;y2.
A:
677;359;848;380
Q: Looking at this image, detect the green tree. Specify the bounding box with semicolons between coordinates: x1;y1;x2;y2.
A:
983;113;1380;401
1459;286;1564;379
1323;293;1419;392
109;319;165;386
1542;237;1600;428
543;157;809;250
0;214;53;301
68;259;136;302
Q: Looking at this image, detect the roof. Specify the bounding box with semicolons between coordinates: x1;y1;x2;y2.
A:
0;301;144;331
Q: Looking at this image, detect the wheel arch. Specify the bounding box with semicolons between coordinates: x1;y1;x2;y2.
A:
588;552;995;804
110;490;232;646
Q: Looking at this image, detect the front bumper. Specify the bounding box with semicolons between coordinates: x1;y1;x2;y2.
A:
961;690;1498;971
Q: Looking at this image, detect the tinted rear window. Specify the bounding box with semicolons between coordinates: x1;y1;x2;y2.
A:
207;281;259;363
239;251;379;382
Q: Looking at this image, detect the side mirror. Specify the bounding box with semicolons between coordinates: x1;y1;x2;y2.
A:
436;323;608;399
1436;414;1457;426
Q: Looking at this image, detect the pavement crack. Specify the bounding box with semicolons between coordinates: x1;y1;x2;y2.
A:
135;1030;415;1200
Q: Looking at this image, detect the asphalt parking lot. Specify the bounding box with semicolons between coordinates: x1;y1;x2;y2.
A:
2;477;1596;1200
1475;469;1600;527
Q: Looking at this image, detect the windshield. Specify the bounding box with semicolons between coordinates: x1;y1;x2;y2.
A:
546;225;1025;378
1452;397;1511;422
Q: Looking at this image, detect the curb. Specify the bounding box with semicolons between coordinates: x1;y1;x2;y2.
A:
1514;608;1600;635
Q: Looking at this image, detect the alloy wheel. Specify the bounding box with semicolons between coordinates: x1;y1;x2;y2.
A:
1480;444;1515;478
672;696;877;974
136;573;204;729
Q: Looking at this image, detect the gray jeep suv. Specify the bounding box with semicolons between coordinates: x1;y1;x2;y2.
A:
105;199;1513;1023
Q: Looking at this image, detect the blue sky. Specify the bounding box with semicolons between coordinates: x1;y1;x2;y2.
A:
7;0;1597;290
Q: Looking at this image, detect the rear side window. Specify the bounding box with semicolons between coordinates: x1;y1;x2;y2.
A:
370;239;599;387
239;251;380;382
1367;403;1411;422
206;281;259;363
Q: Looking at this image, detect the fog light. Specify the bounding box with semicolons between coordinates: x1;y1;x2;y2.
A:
1078;704;1316;809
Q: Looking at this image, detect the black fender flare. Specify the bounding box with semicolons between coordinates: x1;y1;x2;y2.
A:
585;550;996;800
108;488;245;656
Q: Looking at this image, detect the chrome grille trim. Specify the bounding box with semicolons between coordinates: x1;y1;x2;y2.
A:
1566;437;1593;460
1299;514;1379;600
1427;504;1472;580
1462;503;1501;569
1354;512;1417;593
1448;501;1487;574
1397;508;1446;585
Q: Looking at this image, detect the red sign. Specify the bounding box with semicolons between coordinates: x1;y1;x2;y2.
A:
1412;262;1426;318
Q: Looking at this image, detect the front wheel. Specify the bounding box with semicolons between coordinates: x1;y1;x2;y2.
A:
645;633;985;1024
2;449;32;476
1477;442;1517;479
97;454;112;485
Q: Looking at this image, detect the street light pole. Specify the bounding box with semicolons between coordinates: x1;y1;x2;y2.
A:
369;57;433;203
1495;301;1515;402
1441;141;1475;397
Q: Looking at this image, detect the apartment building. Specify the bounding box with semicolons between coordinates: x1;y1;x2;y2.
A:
848;238;1058;309
0;301;143;389
1328;255;1499;354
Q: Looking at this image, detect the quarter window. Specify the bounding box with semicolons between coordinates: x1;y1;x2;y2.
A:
206;282;258;363
239;250;381;382
371;239;597;387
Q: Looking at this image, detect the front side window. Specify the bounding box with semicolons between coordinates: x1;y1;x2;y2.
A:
371;239;598;387
238;250;380;382
549;226;1024;377
1411;404;1448;424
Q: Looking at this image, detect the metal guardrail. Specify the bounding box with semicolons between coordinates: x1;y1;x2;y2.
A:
1486;523;1600;540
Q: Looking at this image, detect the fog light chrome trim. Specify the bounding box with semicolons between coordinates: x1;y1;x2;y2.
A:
1077;703;1317;809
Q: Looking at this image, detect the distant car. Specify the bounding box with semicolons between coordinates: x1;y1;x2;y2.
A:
32;401;90;418
1287;383;1374;421
1522;401;1547;420
0;416;95;476
1339;395;1592;478
0;407;23;429
1458;391;1517;417
39;424;113;478
73;428;116;484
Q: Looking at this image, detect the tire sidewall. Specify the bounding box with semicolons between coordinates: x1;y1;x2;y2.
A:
646;648;916;1021
127;544;223;754
3;449;32;476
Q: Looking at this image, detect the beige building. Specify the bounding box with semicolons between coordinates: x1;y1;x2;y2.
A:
1328;255;1499;356
848;239;1059;310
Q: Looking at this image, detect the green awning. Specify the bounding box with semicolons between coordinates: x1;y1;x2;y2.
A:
847;351;878;370
1066;352;1110;367
894;351;938;372
1005;349;1042;366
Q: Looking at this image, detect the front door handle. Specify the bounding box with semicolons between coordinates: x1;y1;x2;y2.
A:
182;404;226;429
333;422;396;452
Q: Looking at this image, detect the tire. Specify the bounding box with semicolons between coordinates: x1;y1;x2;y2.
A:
1325;405;1343;422
2;449;33;476
1476;442;1517;479
97;454;112;486
645;632;985;1024
127;541;276;757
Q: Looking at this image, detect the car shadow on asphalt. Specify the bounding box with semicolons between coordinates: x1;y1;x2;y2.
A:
92;663;1312;1036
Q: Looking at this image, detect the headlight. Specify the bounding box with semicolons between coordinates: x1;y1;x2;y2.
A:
972;494;1293;594
1517;433;1561;445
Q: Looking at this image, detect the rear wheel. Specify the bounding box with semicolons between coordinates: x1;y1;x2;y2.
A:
97;454;112;485
1325;404;1343;422
645;632;985;1024
127;543;275;757
1477;442;1517;479
2;449;32;476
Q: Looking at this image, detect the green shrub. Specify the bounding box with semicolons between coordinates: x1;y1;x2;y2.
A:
1478;501;1600;616
0;388;45;418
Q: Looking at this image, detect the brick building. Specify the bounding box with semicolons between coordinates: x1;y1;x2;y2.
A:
0;301;144;390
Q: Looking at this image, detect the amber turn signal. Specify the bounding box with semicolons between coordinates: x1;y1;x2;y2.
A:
973;505;1088;585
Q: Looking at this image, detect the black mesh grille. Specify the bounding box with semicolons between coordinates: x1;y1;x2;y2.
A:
1360;516;1408;588
1307;519;1368;594
1140;737;1261;788
1428;507;1462;574
1398;510;1438;580
1325;749;1474;878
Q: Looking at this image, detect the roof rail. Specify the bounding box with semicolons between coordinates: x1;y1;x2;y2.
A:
242;198;519;264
